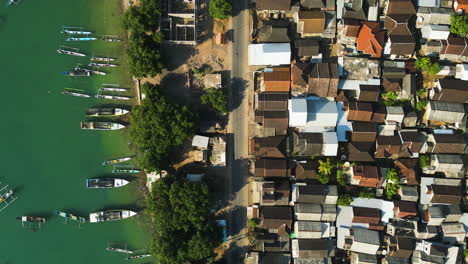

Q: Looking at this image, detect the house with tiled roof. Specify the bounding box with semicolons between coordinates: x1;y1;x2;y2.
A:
384;0;417;59
295;10;326;37
423;133;466;154
250;136;288;158
356;22;385;58
423;154;465;177
351;122;377;142
255;110;289;136
375;135;402;158
257;25;290;43
261;206;293;231
255;158;291;178
385;236;415;260
294;39;320;58
425;101;466;125
291;61;311;97
256;0;292;11
348;141;375;162
293;221;335;239
291;238;334;260
337;0;379;21
430;78;468;103
308;63;339;97
260;180;290;206
393;201;418;219
293;184;338;204
395;159;419;185
337;228;381;254
262;67;291;92
351;165;383;188
348;101;373;122
255;93;289;111
294;160;319;180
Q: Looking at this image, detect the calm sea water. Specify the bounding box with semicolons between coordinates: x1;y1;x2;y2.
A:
0;0;151;263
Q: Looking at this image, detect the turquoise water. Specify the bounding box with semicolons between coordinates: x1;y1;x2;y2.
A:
0;0;151;263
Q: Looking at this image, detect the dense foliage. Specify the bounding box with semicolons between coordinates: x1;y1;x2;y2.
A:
358;189;375;199
318;158;334;175
122;0;164;78
336;170;346;186
450;14;468;37
415;57;440;75
248;218;260;228
318;173;331;184
209;0;232;20
419;155;430;169
386;168;401;199
416;100;428;111
129;84;197;171
147;175;221;264
337;194;353;206
201;88;228;114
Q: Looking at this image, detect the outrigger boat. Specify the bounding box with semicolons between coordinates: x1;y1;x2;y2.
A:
99;87;128;92
113;165;140;173
55;211;86;223
89;62;117;68
80;122;125;130
102;38;122;42
62;89;91;98
86;108;129;117
106;244;134;254
57;48;86;57
91;57;115;62
126;254;152;260
89;210;137;223
66;37;97;41
16;216;46;223
86;178;130;188
62;68;91;77
61;26;92;35
102;157;132;166
91;70;106;76
95;94;131;100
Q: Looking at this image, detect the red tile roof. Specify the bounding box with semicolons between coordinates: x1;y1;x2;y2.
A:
356;22;384;58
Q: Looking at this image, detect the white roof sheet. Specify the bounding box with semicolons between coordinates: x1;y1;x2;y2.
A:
192;135;209;148
323;132;338;156
420;177;435;205
336;206;369;229
248;43;291;66
306;99;338;130
289;98;308;127
418;0;440;7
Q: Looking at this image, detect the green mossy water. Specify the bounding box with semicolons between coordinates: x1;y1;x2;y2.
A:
0;0;151;263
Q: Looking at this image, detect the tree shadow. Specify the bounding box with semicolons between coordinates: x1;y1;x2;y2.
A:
161;44;197;71
231;0;250;17
229;77;248;112
160;72;191;105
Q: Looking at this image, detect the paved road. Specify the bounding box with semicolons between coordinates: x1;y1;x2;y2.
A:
226;0;250;263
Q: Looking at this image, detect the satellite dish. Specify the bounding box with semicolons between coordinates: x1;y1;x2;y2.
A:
457;9;464;15
344;161;350;167
416;16;423;23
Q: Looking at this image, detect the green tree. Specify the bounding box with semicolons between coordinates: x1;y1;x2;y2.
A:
358;189;375;199
419;155;430;169
147;175;221;264
209;0;232;20
450;14;468;37
318;158;334;175
318;173;330;184
337;194;353;206
416;88;426;97
122;6;146;33
248;218;260;228
386;168;400;183
386;182;400;200
336;170;346;186
201;88;227;114
126;32;164;78
415;57;440;75
129;83;197;171
416;100;428;111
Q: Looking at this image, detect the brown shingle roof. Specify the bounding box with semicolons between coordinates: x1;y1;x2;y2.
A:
358;85;380;102
352;207;381;224
295;160;319;180
348;142;375;162
298;10;325;34
264;67;291;92
386;0;416;15
257;0;291;11
348;101;373;122
255;158;290;178
261;206;293;229
431;185;462;204
256;93;289;111
291;61;311;90
432;134;465;153
251;136;288;158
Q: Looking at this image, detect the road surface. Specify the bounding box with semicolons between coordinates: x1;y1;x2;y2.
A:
226;0;250;263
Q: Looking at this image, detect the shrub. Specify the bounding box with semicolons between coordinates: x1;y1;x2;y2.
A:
419;155;430;169
201;88;228;114
415;57;440;75
248;218;260;228
450;14;468;37
358;189;375;199
416;88;426;97
336;170;347;186
386;168;400;183
337;194;353;206
209;0;232;20
386;182;401;200
416;100;428;111
318;158;334;175
318;173;330;184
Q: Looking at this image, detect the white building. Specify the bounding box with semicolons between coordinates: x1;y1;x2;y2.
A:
248;43;291;66
421;25;450;40
455;64;468;80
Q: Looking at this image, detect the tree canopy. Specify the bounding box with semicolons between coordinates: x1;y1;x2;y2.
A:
318;158;334;175
147;175;221;264
122;0;164;78
129;83;197;171
337;194;353;206
209;0;232;20
415;57;440;75
201;88;228;114
450;14;468;37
